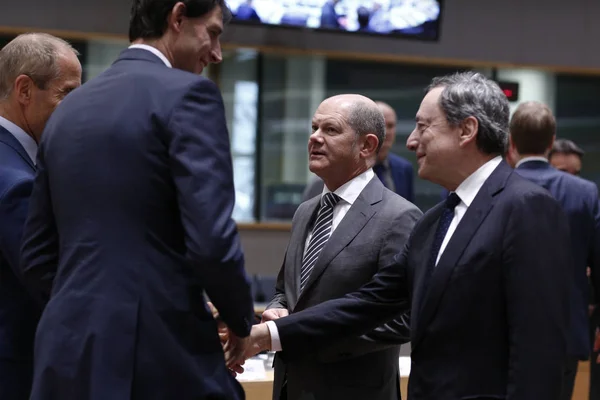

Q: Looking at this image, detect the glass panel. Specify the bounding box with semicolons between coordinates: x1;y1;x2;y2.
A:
220;49;259;222
555;74;600;185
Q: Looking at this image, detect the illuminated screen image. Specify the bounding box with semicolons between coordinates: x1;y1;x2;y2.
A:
228;0;443;40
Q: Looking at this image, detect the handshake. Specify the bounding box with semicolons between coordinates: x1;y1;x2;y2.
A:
209;303;289;375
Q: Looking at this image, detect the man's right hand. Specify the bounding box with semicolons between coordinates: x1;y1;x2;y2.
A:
261;308;289;323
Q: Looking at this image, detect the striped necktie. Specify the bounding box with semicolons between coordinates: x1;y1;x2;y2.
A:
300;192;341;291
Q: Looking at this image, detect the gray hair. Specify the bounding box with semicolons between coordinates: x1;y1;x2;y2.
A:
0;33;79;100
346;102;386;154
427;71;509;155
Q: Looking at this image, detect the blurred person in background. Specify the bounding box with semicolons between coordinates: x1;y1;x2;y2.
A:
0;33;81;400
235;0;261;22
549;138;584;176
549;138;600;400
321;0;342;29
507;101;600;400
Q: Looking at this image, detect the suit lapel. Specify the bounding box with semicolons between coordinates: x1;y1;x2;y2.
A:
412;161;512;349
296;178;383;305
409;205;444;340
291;197;320;301
0;126;35;170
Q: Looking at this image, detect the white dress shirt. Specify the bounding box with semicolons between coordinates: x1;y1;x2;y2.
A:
0;115;37;164
515;156;548;169
267;168;376;351
435;156;502;266
128;44;172;68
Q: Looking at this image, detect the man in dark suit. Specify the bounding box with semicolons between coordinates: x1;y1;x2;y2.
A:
234;72;572;400
302;101;415;202
548;138;600;399
0;33;81;400
19;1;254;399
320;0;341;29
261;94;421;400
507;101;600;400
235;0;261;21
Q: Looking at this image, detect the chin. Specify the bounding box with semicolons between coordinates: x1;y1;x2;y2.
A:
308;161;326;174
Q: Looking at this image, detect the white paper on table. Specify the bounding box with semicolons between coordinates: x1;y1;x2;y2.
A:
235;358;267;382
399;356;411;377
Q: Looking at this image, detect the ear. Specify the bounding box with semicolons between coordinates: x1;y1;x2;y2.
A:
458;116;478;148
168;2;187;34
360;133;379;159
13;75;34;106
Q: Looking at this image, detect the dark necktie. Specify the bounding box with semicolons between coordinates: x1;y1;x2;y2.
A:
421;192;461;300
300;192;341;291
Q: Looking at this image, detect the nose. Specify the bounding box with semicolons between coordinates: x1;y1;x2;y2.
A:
211;41;223;64
406;129;419;151
309;129;323;146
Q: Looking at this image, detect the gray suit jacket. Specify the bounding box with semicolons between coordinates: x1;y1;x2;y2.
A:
267;177;422;400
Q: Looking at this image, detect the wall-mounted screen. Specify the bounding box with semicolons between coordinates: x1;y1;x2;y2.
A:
228;0;443;41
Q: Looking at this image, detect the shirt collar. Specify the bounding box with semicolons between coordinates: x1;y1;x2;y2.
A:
0;115;37;164
515;156;548;168
128;44;172;68
321;168;376;206
454;156;502;207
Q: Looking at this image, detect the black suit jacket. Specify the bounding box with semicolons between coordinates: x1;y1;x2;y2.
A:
268;177;421;400
516;160;600;359
274;161;571;400
20;49;254;400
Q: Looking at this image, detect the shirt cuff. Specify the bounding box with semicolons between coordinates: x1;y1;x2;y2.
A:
266;320;282;351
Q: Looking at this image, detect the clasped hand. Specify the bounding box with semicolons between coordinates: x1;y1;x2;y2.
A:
209;303;288;375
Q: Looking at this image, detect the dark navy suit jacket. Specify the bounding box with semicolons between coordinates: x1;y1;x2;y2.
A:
0;126;40;399
516;159;600;359
273;161;571;400
387;153;414;202
20;48;254;400
320;1;340;28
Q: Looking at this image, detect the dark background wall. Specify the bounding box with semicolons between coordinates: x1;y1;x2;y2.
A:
2;0;600;70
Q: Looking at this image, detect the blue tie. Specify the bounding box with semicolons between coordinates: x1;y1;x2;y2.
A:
421;192;461;301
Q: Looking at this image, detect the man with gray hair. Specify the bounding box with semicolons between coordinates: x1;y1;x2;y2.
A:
234;72;571;400
256;93;421;400
0;32;81;399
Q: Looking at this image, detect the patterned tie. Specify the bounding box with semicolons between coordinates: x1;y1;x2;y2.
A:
300;192;341;291
420;192;461;300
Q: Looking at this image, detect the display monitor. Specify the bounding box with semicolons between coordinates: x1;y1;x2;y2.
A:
228;0;443;41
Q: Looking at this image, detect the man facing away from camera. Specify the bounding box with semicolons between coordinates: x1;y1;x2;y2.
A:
19;1;254;399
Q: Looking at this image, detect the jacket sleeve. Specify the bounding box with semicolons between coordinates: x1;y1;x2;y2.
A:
167;78;254;338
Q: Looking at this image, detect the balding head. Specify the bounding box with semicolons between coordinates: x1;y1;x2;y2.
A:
0;33;82;141
0;33;79;100
322;94;385;153
309;94;384;190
